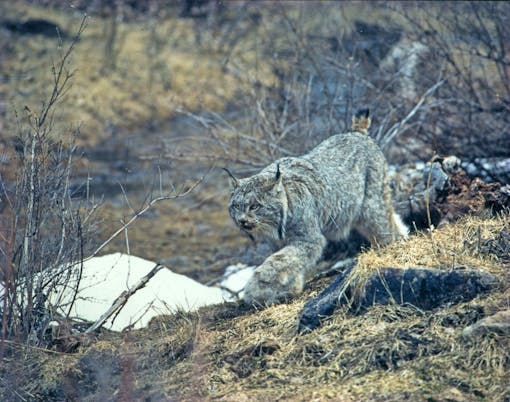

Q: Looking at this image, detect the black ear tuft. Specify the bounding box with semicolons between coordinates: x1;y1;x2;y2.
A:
355;108;370;119
222;167;239;188
275;163;281;181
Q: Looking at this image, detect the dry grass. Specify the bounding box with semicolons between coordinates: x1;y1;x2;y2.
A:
2;212;508;401
2;2;253;146
349;212;508;289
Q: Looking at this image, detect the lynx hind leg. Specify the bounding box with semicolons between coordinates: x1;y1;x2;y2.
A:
357;173;408;247
357;207;407;247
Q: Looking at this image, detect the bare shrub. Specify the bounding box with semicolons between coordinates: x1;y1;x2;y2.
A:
0;14;204;347
162;3;443;173
396;1;510;160
0;17;98;347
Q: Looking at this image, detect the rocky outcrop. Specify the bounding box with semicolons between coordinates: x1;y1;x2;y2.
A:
298;265;500;333
390;156;510;228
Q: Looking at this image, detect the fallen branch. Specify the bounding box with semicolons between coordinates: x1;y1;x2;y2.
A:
85;263;164;333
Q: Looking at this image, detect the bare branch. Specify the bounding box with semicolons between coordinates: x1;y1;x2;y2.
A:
85;263;164;333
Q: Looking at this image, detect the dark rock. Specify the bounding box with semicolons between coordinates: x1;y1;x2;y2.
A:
354;267;499;312
298;266;500;333
2;19;67;38
298;261;356;333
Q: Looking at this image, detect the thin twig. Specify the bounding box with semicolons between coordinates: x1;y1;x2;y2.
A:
379;79;445;150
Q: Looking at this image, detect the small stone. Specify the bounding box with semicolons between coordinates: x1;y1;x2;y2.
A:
442;155;461;173
462;310;510;340
423;161;449;193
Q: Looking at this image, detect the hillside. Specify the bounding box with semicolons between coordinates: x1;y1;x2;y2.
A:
1;1;509;401
3;213;509;401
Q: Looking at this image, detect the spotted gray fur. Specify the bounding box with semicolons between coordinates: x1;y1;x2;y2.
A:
228;129;408;307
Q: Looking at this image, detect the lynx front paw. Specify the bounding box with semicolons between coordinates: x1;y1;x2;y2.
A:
243;265;304;307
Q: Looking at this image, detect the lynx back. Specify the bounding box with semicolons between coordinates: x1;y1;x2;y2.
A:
227;109;408;306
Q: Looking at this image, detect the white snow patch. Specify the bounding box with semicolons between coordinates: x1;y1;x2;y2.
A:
1;254;259;332
219;263;255;298
50;253;228;331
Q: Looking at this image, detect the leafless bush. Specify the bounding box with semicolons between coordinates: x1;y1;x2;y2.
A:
0;17;98;347
397;1;510;160
162;3;443;173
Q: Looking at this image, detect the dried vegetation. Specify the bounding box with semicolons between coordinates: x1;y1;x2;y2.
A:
1;213;509;401
1;1;510;401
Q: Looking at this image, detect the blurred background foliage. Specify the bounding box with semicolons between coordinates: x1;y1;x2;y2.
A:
0;0;509;279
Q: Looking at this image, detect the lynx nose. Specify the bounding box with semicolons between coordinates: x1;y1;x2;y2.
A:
239;217;255;230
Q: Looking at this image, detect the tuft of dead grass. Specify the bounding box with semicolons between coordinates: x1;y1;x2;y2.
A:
2;212;509;401
350;212;508;287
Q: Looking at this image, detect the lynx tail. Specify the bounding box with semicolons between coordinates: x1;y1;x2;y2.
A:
351;108;371;135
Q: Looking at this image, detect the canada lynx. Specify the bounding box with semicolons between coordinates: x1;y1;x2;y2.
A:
227;110;408;306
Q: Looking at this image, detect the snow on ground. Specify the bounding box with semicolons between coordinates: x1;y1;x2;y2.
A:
219;263;255;298
50;253;230;331
1;253;257;332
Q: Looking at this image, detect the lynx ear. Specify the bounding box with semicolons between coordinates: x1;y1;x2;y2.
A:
273;163;283;192
275;163;281;182
222;167;239;189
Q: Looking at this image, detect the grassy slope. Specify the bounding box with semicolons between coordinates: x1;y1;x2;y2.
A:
2;214;509;401
1;2;509;401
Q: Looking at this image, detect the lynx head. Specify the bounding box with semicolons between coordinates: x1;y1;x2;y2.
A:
225;164;287;242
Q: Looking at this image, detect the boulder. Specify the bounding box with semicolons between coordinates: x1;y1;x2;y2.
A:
298;266;500;333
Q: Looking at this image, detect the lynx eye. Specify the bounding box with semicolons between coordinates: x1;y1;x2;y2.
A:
248;203;261;211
